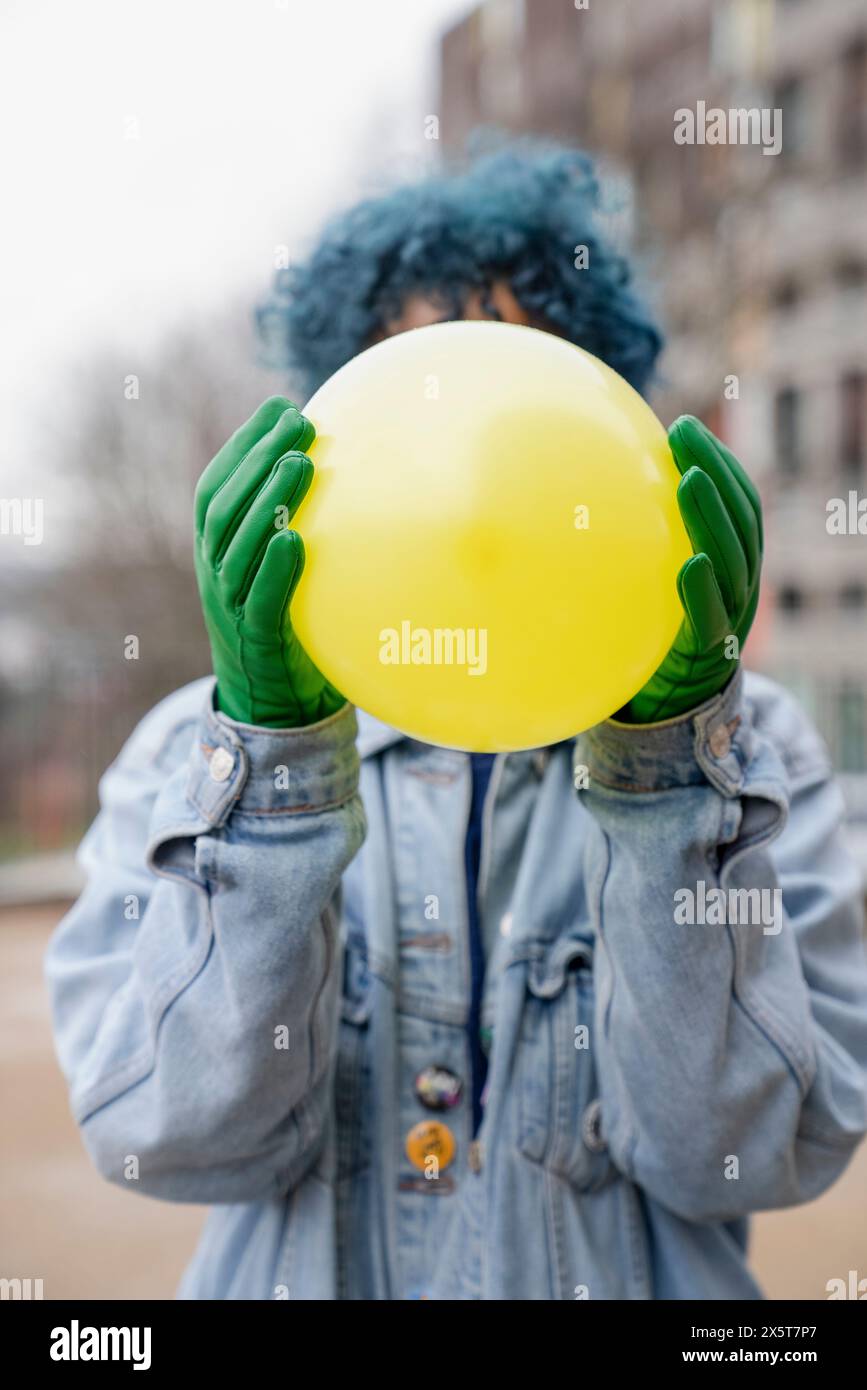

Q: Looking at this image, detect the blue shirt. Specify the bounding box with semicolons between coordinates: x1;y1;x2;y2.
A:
464;752;496;1134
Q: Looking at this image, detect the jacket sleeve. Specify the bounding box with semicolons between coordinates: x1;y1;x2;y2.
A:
576;669;867;1223
45;684;365;1204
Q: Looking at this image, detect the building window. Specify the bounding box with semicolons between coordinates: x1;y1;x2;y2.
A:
840;583;867;611
771;277;800;312
840;372;866;481
774;387;802;475
773;75;809;162
839;39;867;167
834;257;867;291
777;584;805;615
838;685;867;773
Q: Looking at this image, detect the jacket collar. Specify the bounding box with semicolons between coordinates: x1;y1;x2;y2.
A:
355;707;407;759
354;708;560;766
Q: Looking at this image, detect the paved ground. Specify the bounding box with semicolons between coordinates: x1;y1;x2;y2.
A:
1;905;205;1300
2;904;865;1300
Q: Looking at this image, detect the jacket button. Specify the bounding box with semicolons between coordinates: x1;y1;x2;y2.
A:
209;747;234;783
581;1098;607;1153
415;1065;463;1112
405;1120;456;1173
708;724;731;759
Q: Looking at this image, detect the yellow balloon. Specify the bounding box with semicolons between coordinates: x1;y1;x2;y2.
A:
291;321;691;752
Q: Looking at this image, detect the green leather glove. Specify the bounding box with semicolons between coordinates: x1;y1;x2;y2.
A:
194;396;345;728
617;415;763;725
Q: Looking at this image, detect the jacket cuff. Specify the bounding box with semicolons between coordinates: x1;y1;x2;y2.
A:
576;669;749;795
186;681;359;825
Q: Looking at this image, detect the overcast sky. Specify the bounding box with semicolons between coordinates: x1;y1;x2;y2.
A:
0;0;471;492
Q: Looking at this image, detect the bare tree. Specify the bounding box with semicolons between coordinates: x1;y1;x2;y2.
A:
1;298;300;852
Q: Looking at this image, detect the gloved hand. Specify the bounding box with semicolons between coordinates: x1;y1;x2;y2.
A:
616;415;763;725
194;396;345;728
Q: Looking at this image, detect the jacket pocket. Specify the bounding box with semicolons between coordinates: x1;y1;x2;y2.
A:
517;937;617;1191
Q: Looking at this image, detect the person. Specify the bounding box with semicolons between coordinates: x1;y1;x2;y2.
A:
46;144;867;1300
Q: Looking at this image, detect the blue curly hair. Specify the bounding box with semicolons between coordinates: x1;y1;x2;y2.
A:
256;139;663;399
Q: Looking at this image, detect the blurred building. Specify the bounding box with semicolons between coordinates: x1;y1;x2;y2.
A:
440;0;867;796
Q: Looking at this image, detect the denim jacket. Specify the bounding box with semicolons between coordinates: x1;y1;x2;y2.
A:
45;669;867;1300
